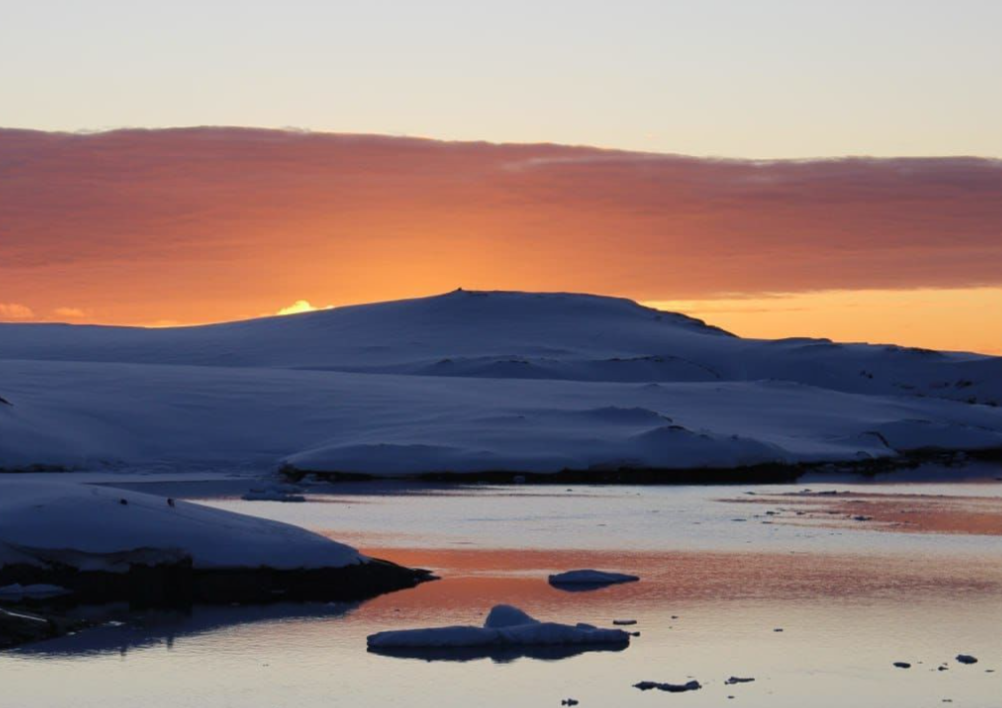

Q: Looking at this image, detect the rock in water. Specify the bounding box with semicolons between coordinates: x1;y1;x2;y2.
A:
0;607;60;649
634;680;702;693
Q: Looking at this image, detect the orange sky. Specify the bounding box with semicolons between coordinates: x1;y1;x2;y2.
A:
1;128;1000;354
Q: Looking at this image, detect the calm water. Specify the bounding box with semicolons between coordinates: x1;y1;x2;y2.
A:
3;469;1001;708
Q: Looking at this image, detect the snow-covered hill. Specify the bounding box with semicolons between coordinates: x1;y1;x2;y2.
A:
2;290;998;403
1;290;1000;476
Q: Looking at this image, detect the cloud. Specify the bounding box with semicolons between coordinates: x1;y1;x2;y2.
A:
0;303;34;320
52;307;87;319
1;127;1001;324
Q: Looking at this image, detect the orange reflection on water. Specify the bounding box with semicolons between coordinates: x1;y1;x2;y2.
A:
726;491;1002;536
354;547;1002;621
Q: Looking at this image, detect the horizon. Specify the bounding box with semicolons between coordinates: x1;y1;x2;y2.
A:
2;283;999;357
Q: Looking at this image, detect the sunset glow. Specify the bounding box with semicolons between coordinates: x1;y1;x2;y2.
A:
2;128;1000;353
3;4;1002;705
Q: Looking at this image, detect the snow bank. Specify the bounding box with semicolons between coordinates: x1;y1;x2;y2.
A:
0;482;363;571
2;360;1001;476
367;604;631;650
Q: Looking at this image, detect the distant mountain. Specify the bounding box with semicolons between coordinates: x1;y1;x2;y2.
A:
1;289;998;404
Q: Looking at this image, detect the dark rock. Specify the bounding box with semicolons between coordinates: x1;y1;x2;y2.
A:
0;607;53;648
0;606;88;649
725;676;755;684
956;654;978;665
634;680;702;693
894;662;911;669
0;556;433;609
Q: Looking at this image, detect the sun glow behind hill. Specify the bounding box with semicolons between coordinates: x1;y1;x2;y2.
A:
649;287;1002;356
2;129;1001;354
264;288;1002;356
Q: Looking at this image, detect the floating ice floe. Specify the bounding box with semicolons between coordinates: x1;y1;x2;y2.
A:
367;604;631;660
548;569;640;588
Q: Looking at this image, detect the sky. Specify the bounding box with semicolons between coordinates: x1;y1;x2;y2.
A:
1;1;1001;352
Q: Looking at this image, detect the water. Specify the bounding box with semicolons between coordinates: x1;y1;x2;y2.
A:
3;471;1001;707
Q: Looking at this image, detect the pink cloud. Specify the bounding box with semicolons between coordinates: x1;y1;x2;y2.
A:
1;127;1000;322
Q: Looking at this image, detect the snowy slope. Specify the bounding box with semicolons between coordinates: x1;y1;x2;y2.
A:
1;290;1001;475
1;360;1001;475
0;290;998;405
0;481;362;570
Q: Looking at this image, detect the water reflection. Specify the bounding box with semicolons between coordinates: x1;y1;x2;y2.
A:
13;602;355;658
368;643;628;663
3;476;1001;708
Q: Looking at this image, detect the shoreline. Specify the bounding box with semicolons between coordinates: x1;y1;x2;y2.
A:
282;447;1002;486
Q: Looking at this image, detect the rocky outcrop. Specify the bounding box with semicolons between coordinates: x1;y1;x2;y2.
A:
0;555;433;609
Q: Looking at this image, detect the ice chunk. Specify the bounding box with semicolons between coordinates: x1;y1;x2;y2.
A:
367;604;631;653
548;570;640;587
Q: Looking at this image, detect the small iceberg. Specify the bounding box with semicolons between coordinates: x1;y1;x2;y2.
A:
367;604;631;661
548;569;639;590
